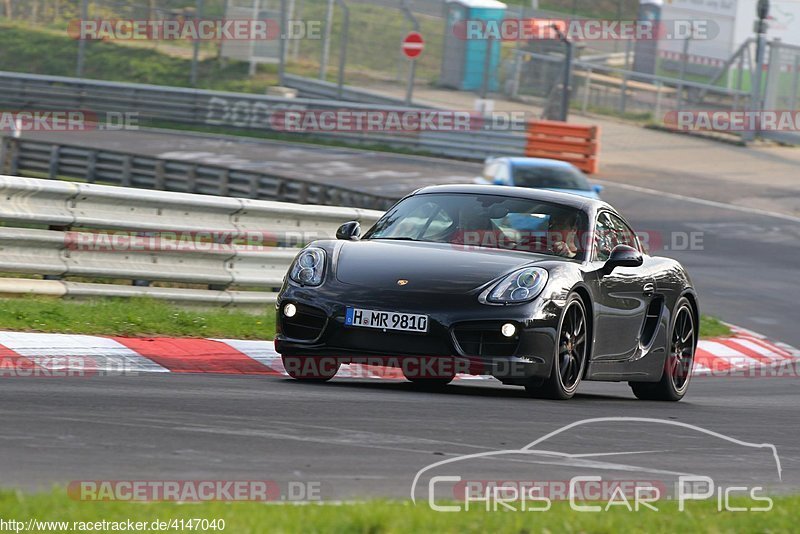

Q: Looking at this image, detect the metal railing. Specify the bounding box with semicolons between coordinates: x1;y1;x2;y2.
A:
0;174;384;308
0;137;396;211
0;71;526;160
509;50;753;124
282;74;431;107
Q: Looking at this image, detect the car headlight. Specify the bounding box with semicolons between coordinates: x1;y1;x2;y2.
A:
486;267;548;303
289;247;326;286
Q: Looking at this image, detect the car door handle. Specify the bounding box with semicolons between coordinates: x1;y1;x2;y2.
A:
643;283;655;297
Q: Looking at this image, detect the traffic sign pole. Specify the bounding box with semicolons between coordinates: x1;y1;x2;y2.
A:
401;31;425;105
400;1;422;106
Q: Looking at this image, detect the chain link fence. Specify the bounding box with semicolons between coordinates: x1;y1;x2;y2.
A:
2;1;799;144
0;0;639;91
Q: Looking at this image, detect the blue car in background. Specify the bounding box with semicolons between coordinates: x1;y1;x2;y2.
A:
480;157;603;199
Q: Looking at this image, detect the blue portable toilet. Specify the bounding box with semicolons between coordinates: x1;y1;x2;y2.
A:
441;0;507;91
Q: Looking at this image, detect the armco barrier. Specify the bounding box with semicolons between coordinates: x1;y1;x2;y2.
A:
0;71;526;161
0;175;384;308
525;120;600;174
0;137;396;211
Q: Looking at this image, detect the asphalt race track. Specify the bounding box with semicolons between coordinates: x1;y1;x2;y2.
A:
4;128;799;499
1;376;798;498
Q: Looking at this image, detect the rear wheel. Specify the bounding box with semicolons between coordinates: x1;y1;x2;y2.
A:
281;355;340;382
630;297;695;401
526;294;588;400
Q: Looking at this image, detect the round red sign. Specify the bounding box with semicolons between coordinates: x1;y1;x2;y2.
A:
402;31;425;59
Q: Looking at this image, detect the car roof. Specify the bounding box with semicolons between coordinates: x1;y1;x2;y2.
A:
410;184;610;212
504;157;579;169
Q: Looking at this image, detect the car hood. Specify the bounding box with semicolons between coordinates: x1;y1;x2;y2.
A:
334;240;550;293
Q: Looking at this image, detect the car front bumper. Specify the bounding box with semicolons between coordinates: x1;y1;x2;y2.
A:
274;284;563;382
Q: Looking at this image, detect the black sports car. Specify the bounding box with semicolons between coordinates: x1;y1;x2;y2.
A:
275;185;699;401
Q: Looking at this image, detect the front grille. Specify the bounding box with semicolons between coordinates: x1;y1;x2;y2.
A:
452;324;520;358
282;304;327;341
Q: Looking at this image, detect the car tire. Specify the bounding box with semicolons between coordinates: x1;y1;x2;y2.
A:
526;293;588;400
281;355;340;382
630;296;695;402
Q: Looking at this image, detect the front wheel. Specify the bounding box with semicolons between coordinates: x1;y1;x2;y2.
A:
526;293;588;400
630;297;696;401
281;355;340;382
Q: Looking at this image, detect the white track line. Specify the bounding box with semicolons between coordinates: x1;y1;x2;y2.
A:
594;179;800;224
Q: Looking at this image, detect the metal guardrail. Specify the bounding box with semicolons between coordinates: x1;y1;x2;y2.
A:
0;137;396;211
0;174;384;307
282;74;432;108
0;71;526;160
509;50;753;123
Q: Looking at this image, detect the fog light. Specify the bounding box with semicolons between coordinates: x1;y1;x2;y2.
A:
283;303;297;318
501;323;516;337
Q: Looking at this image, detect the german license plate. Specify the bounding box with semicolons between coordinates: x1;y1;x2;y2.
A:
345;307;428;333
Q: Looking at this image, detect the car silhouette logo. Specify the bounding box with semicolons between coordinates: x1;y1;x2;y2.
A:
397;279;409;286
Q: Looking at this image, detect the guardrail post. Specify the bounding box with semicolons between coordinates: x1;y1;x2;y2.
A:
298;182;310;204
219;169;230;196
121;155;132;187
154;160;166;190
8;138;20;176
86;150;97;183
48;145;60;180
329;188;341;207
249;173;260;198
187;164;198;193
0;137;8;175
618;72;628;115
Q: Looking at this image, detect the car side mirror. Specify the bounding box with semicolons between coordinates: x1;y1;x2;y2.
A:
336;221;361;241
592;184;604;194
602;244;643;275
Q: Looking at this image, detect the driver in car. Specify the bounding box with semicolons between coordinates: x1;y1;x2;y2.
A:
548;212;580;259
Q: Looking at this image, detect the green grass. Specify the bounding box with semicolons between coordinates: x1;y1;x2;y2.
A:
699;315;731;339
0;296;275;339
0;23;279;92
0;490;796;533
0;295;728;340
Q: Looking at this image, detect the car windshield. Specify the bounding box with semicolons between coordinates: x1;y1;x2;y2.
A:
364;193;590;260
512;165;591;191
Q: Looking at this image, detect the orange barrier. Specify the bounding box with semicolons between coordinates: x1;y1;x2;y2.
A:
525;120;600;174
